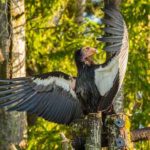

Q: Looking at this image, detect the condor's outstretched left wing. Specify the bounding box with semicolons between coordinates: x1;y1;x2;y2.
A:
95;7;128;111
0;71;82;124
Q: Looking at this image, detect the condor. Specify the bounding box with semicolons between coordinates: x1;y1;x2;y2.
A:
0;8;128;124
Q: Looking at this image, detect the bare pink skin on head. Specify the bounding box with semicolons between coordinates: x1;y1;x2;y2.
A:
81;47;97;65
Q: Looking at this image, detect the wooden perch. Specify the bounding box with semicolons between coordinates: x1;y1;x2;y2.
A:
85;112;102;150
106;113;134;149
72;126;150;148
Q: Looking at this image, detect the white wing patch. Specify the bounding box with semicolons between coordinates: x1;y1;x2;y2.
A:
33;77;77;98
95;56;119;96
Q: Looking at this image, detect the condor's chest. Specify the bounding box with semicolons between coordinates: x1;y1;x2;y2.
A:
75;67;97;93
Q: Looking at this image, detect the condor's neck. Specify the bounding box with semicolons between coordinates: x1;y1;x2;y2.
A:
76;61;93;77
76;60;85;72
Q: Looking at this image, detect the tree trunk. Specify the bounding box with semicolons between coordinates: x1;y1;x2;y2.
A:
0;0;27;149
106;114;134;150
75;0;86;24
85;112;102;150
67;0;86;24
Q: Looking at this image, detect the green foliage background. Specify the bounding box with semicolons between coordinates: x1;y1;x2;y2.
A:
25;0;149;149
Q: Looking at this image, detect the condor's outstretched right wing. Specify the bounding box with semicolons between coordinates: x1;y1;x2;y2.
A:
95;7;128;111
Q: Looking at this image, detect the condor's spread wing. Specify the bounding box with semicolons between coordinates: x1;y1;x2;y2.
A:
96;7;128;111
0;72;82;124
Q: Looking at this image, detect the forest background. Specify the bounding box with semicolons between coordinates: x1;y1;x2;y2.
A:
0;0;149;149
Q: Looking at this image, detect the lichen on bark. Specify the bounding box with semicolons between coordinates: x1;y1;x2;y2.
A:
0;0;27;149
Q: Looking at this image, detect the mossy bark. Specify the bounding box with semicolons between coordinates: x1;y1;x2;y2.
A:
0;0;27;149
106;114;134;150
85;112;102;150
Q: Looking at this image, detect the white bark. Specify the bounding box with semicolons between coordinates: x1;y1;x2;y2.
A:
85;112;102;150
0;0;27;149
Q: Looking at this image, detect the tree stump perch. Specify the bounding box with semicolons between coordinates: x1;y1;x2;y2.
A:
85;112;102;150
106;113;134;150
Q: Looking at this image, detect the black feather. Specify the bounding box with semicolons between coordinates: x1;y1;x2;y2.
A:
98;36;123;43
0;89;33;108
101;18;123;28
8;91;37;111
103;27;123;36
103;8;123;20
104;43;122;52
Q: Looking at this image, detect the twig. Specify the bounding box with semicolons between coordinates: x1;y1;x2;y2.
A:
60;132;70;150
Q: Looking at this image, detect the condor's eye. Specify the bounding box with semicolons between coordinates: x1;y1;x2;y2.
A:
86;47;90;50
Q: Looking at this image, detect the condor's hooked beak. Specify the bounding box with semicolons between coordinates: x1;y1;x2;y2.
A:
82;47;97;64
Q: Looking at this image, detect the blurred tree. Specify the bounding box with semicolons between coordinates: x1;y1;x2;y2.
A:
122;0;149;129
122;1;149;148
0;0;27;149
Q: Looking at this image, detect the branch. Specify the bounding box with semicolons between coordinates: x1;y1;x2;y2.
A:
131;127;150;142
60;132;71;150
